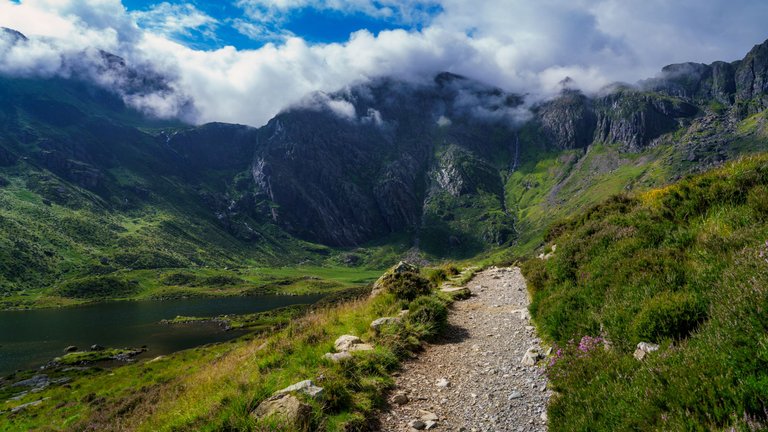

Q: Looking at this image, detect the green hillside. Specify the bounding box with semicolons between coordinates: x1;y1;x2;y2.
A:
0;76;398;309
522;154;768;431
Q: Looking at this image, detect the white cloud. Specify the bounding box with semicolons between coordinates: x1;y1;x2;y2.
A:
0;0;766;127
131;3;219;41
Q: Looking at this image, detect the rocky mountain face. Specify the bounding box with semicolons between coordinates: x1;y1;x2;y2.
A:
250;74;519;255
1;26;768;279
246;40;768;252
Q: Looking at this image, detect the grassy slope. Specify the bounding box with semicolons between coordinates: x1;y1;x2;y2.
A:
0;77;408;309
1;268;458;431
489;110;768;265
521;154;768;431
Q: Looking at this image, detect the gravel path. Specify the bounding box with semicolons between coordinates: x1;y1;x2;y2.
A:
377;267;550;432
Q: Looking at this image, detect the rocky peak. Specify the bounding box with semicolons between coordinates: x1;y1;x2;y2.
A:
735;38;768;115
536;89;596;150
250;74;520;248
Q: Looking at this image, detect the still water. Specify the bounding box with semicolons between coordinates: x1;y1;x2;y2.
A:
0;294;323;376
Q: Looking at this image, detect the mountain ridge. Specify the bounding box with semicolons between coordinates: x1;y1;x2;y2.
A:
0;28;767;305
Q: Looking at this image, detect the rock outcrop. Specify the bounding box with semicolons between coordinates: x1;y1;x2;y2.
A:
250;75;520;248
251;393;312;430
735;39;768;115
537;89;597;150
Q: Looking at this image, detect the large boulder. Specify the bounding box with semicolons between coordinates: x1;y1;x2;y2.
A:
251;393;312;430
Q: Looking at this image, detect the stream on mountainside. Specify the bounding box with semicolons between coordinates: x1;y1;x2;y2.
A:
0;294;323;376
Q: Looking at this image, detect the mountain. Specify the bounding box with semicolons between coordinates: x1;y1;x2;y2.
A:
251;73;520;256
1;28;768;306
249;40;768;257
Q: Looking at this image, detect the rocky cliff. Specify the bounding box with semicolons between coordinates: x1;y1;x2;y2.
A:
250;75;518;253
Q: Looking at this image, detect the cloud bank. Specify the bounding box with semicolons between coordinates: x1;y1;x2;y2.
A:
0;0;767;127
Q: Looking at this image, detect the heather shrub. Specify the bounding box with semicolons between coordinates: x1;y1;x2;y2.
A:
378;270;431;301
631;291;706;342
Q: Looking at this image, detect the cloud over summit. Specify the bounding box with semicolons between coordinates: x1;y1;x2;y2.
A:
0;0;766;127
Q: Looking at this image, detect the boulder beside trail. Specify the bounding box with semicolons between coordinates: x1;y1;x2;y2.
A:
275;379;324;400
370;317;403;334
251;393;312;430
334;335;363;352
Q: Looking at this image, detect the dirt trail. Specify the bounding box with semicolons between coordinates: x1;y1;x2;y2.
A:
377;267;550;432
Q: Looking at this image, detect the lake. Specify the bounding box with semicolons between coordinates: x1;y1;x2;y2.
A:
0;294;324;376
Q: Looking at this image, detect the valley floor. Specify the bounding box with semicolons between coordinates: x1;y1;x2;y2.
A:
378;267;550;431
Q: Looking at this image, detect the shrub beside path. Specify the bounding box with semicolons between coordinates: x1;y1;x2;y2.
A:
377;266;550;431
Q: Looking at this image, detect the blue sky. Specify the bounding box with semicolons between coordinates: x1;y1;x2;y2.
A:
123;0;441;50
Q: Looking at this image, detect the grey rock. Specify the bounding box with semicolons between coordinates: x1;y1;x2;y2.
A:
275;379;324;400
251;393;312;430
63;346;78;353
323;351;352;363
521;347;542;366
370;317;403;334
436;378;451;388
334;335;363;352
12;375;49;388
538;89;596;150
633;342;660;361
420;410;439;421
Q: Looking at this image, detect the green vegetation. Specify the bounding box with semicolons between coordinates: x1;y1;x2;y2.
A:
54;347;144;366
521;154;768;431
374;265;431;301
161;304;309;332
1;264;455;431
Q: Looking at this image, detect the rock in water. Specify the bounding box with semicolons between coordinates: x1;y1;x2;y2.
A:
251;394;312;430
